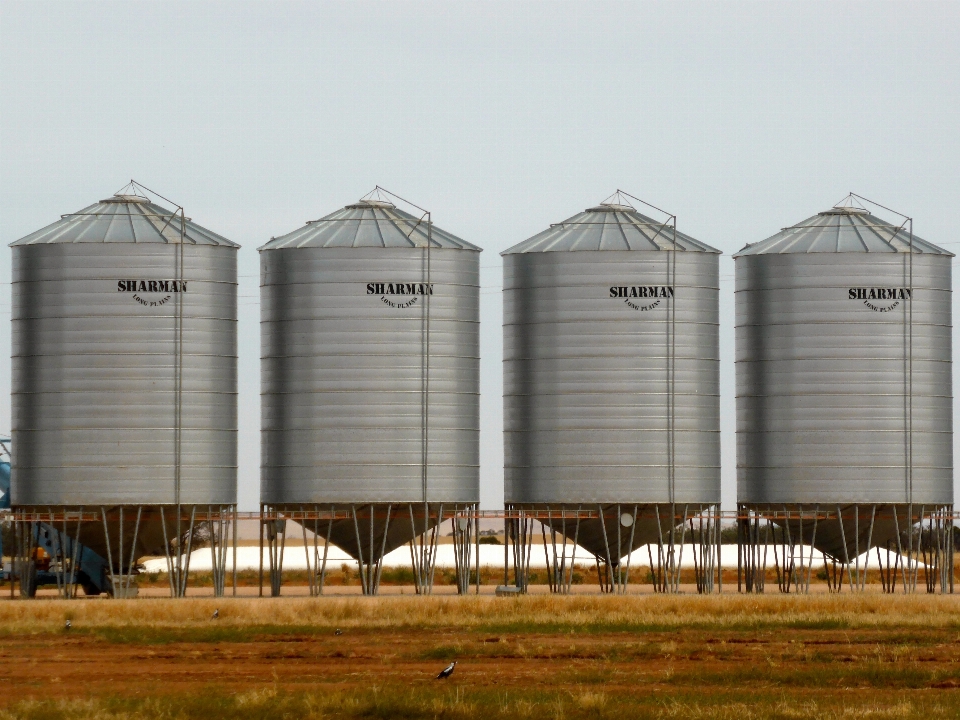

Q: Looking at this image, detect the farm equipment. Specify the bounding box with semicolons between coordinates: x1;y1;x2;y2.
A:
1;437;112;596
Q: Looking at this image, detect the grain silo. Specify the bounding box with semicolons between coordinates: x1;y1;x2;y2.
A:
9;182;238;598
502;192;721;593
735;197;953;593
260;188;480;596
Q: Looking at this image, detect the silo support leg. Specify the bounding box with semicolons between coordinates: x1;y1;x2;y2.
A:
519;512;533;592
738;507;767;594
161;508;176;597
598;504;614;594
320;509;333;595
367;504;376;593
47;511;62;598
566;510;581;595
353;506;367;595
209;505;230;598
162;506;196;599
860;506;876;593
525;513;534;592
508;509;533;593
372;505;392;596
65;511;83;599
257;506;264;598
805;506;819;594
620;505;637;595
654;505;666;593
267;510;286;598
303;509;319;597
692;506;718;595
920;506;951;595
180;507;197;598
409;504;440;596
212;506;222;597
947;508;956;595
514;513;526;591
474;508;480;595
121;507;142;599
100;508;116;598
408;507;421;595
232;505;238;597
502;514;509;588
673;505;690;594
892;509;909;593
541;514;554;593
737;506;759;594
451;504;474;595
15;512;41;599
307;507;333;597
692;511;704;594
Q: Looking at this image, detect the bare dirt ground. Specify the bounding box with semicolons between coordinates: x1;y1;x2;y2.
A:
2;594;960;719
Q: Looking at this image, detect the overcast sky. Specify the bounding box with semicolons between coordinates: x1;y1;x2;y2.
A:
1;1;959;511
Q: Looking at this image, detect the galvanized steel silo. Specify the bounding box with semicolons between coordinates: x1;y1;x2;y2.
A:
503;196;721;591
260;193;481;594
10;186;238;596
735;201;953;592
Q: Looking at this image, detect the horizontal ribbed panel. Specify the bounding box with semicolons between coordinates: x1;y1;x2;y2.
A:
260;247;480;504
735;253;952;504
11;244;238;505
504;250;720;504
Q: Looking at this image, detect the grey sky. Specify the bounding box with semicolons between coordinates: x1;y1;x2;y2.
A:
1;1;958;511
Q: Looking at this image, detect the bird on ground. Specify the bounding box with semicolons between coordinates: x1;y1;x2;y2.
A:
64;620;71;630
436;662;457;680
212;609;219;620
335;629;343;636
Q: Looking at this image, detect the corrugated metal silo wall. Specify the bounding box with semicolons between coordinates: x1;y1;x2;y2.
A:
736;253;952;504
503;251;721;504
260;247;480;504
11;244;238;505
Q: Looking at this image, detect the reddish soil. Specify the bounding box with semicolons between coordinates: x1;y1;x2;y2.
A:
3;624;960;705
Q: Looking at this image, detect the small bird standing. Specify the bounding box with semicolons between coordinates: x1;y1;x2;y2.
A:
436;661;457;680
64;620;71;630
335;629;343;636
212;609;219;620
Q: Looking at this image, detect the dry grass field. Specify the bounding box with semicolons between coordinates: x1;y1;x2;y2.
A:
1;594;960;719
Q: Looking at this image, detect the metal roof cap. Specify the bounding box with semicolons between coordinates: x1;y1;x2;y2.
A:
502;194;720;255
585;203;636;213
734;204;952;257
260;194;481;251
100;194;150;204
345;200;395;210
10;191;238;247
819;206;870;216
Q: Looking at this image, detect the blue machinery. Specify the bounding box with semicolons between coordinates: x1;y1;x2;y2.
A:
1;438;111;596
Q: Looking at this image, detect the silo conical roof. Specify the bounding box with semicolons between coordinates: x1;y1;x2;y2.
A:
502;198;720;255
734;204;952;257
259;199;480;251
10;192;237;247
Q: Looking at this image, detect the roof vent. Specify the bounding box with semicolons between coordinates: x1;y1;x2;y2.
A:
345;200;395;210
819;206;869;216
100;194;150;204
586;203;636;213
